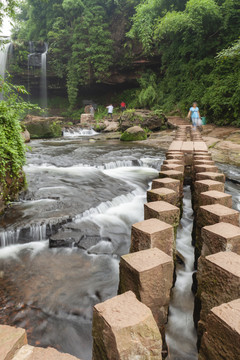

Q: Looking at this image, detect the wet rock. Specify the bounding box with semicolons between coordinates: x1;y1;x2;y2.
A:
23;115;63;139
49;230;78;248
120;126;147;141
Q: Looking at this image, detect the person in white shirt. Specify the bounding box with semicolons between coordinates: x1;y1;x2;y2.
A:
106;104;114;119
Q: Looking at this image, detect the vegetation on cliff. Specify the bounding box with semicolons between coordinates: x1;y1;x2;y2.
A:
0;78;36;203
11;0;240;125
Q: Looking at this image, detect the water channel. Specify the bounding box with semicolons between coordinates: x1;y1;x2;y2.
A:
0;135;239;359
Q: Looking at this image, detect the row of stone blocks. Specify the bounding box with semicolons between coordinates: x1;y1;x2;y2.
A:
92;135;189;358
188;134;240;359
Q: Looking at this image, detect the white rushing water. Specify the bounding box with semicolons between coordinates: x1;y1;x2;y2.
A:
63;128;99;137
166;185;197;360
40;42;48;110
0;41;11;99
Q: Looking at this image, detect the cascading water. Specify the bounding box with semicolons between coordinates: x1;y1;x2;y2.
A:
40;42;48;112
63;128;99;137
0;41;11;99
28;41;35;102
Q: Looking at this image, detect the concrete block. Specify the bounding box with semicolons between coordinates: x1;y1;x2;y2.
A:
199;190;232;208
152;178;180;196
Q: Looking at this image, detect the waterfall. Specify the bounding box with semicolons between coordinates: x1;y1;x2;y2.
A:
40;42;48;112
28;41;35;102
0;41;11;99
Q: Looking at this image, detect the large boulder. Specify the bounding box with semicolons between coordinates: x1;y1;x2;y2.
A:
120;126;147;141
21;129;30;143
23;115;63;139
119;109;168;132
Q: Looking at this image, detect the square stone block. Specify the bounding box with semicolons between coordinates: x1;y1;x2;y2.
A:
194;142;208;152
194;155;212;160
144;201;180;232
152;178;180;195
194;180;225;195
197;252;240;340
194;160;215;165
196;172;225;183
147;188;178;206
163;159;184;165
199;190;232;208
181;141;194;153
119;248;174;327
92;291;162;360
194;165;218;174
0;325;27;360
168;141;183;152
159;170;183;182
13;345;80;360
199;299;240;360
161;164;184;172
198;204;239;227
130;218;174;256
201;222;240;256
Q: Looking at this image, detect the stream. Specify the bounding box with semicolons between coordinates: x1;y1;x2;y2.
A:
0;135;239;359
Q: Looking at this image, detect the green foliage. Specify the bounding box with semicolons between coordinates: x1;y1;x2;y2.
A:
0;77;39;201
129;0;240;125
120;129;147;141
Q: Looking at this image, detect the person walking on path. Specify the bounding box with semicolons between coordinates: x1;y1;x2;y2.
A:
120;101;126;112
106;104;114;119
187;102;201;130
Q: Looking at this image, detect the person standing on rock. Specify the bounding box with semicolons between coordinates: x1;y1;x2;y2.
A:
106;104;114;119
188;102;201;130
120;101;126;112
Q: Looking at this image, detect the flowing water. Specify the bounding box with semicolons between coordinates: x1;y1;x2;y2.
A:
40;42;48;111
0;137;163;359
0;135;239;359
0;41;11;99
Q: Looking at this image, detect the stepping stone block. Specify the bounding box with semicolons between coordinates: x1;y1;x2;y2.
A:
166;153;184;161
199;190;232;208
161;164;184;173
194;165;218;174
159;170;184;195
13;345;80;360
199;299;240;360
152;178;180;196
194;160;215;166
119;248;174;328
194;142;208;152
147;188;178;206
197;252;240;341
168;141;183;152
0;325;27;360
194;179;224;194
195;172;225;183
195;204;239;258
144;201;180;235
130;218;174;257
92;291;162;360
163;159;184;165
194;155;212;160
201;222;240;256
181;141;194;153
